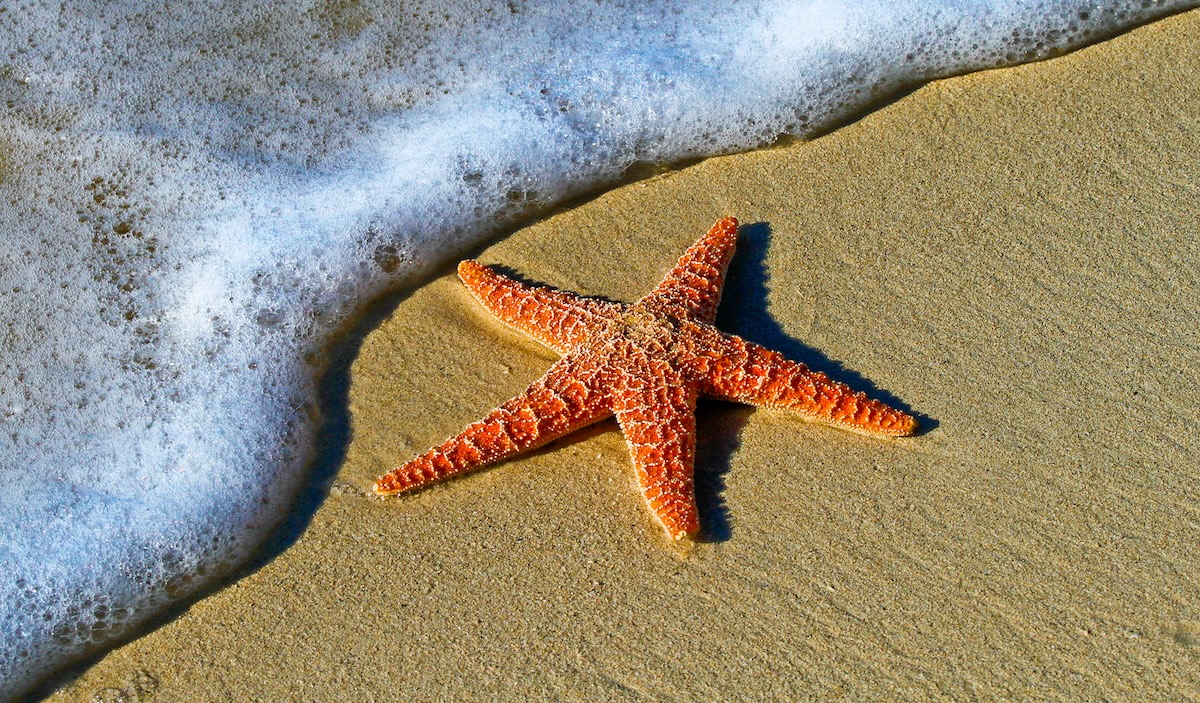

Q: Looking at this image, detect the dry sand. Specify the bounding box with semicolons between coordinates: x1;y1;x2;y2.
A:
47;10;1200;702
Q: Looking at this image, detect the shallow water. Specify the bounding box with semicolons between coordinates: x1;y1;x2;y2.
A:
0;0;1193;698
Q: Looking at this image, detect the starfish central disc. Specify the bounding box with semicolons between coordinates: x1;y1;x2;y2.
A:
374;217;916;541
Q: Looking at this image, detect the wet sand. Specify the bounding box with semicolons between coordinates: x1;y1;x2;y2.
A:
48;10;1200;701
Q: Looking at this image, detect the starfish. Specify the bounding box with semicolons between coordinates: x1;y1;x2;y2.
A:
375;217;916;540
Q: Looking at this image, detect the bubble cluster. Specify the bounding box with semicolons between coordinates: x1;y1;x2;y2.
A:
0;0;1191;698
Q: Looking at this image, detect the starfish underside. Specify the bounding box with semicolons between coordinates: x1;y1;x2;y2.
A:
375;217;916;540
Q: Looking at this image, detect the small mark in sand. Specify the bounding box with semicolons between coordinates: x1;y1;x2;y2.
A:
1172;620;1200;647
330;480;369;498
89;668;159;703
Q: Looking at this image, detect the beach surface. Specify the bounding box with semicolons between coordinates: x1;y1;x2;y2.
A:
48;10;1200;701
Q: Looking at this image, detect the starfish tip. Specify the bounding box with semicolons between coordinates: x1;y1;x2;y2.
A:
894;413;919;436
457;258;485;279
372;474;406;496
665;521;701;542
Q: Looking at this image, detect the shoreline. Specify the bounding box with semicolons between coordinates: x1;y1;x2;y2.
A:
47;10;1200;701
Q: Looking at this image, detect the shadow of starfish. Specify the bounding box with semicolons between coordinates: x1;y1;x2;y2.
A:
693;401;749;542
689;221;935;541
716;221;932;428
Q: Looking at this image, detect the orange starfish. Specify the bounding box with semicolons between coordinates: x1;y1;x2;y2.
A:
375;217;916;540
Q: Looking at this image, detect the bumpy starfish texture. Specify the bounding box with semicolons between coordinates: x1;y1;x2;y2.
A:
375;217;916;540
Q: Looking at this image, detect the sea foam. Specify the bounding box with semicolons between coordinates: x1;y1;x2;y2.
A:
0;0;1191;697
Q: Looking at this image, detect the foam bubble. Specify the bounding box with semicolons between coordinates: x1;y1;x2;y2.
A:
0;0;1191;697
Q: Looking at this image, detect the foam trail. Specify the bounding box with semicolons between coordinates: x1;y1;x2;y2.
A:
0;0;1192;697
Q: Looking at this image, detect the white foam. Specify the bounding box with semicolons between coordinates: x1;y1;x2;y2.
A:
0;0;1191;697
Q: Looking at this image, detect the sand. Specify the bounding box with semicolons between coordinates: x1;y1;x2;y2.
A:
45;10;1200;702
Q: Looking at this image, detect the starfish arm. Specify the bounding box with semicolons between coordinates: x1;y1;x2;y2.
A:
612;356;701;541
458;259;624;354
374;354;612;495
694;331;917;436
639;217;740;324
